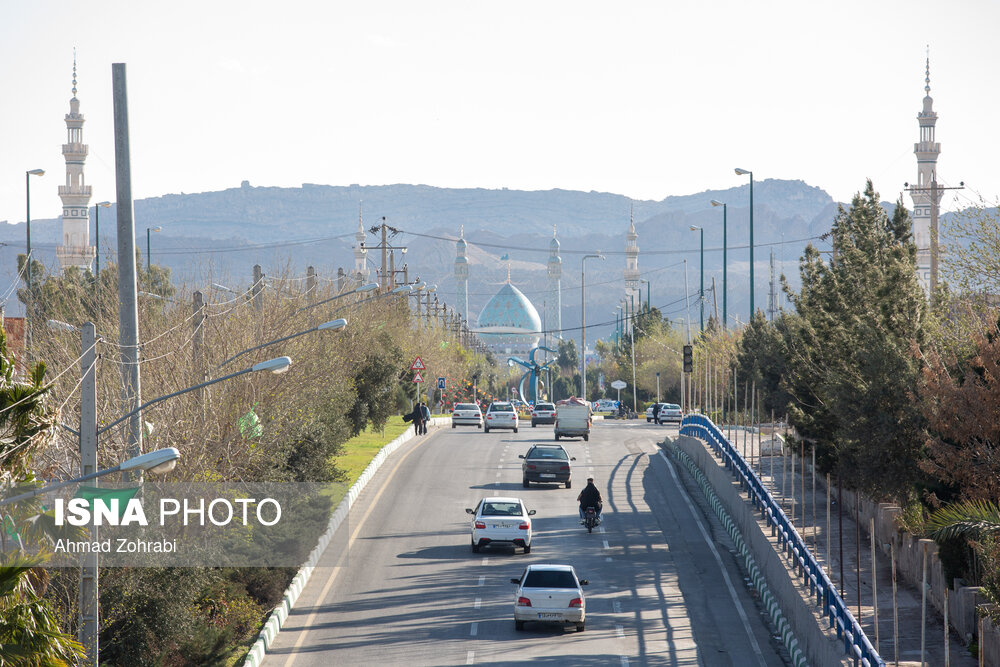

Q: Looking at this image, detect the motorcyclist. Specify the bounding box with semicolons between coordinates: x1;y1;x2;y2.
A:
576;477;603;523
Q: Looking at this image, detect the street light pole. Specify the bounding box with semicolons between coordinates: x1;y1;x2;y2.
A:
24;169;44;355
735;168;754;316
690;225;704;331
93;202;112;287
146;226;161;272
710;200;727;329
580;253;604;401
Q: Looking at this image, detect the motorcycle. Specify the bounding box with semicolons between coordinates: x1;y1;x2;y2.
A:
583;506;601;533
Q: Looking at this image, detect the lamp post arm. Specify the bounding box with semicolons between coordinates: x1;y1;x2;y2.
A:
97;367;253;435
218;328;314;368
0;465;122;507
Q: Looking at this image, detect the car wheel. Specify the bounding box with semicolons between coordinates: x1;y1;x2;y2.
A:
472;539;480;553
514;427;518;433
452;423;456;429
647;418;651;423
484;426;490;433
576;623;585;632
515;620;525;631
522;477;530;488
523;544;531;554
565;480;572;489
583;434;589;442
554;434;560;440
477;424;482;428
531;422;536;428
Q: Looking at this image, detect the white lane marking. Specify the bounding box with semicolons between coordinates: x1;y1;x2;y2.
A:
482;557;489;566
606;557;613;562
466;651;475;665
474;597;481;609
478;575;485;586
615;624;625;637
497;465;503;469
621;657;630;667
658;450;767;666
598;524;606;533
602;539;610;549
470;622;478;636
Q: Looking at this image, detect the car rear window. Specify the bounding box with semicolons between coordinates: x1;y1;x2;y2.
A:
482;502;522;516
455;404;479;411
526;447;568;460
663;404;680;410
536;404;555;410
491;404;514;412
523;570;577;588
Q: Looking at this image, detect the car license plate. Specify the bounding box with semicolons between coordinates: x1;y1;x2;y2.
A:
490;524;506;529
540;473;556;478
538;613;562;619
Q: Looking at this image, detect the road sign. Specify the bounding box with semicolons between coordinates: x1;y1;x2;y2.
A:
437;377;446;389
412;372;425;383
611;380;627;390
410;357;426;371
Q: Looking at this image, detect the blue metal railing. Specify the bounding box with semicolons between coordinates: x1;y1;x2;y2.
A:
680;414;884;667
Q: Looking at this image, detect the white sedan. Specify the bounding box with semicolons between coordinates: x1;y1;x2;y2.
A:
511;563;588;632
466;497;534;554
451;403;483;428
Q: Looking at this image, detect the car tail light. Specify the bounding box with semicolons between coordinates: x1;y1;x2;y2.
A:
474;521;486;529
531;411;537;416
517;597;532;607
519;522;530;530
569;598;582;608
487;414;493;419
527;464;536;470
560;465;569;471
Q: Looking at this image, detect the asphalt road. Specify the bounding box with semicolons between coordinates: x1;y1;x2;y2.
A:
263;420;790;666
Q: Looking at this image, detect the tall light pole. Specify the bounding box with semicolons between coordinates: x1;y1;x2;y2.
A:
580;253;604;401
735;168;754;316
24;169;44;354
639;278;650;310
710;199;727;329
93;201;112;284
146;226;161;272
690;225;704;332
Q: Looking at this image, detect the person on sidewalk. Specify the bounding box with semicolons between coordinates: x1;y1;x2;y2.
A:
419;402;430;435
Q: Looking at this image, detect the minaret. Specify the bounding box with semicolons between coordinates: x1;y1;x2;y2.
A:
353;201;368;281
56;53;96;272
624;205;640;314
546;225;562;340
455;225;469;321
910;51;942;295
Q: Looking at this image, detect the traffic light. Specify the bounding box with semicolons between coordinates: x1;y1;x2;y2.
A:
682;345;693;373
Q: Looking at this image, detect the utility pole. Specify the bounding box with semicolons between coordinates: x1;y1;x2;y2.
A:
380;218;387;289
192;291;205;397
711;277;719;325
112;63;143;472
767;250;777;322
252;264;264;311
79;322;98;665
306;266;316;297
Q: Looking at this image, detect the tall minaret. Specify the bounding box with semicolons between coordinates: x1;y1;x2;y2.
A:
910;51;942;295
624;205;640;313
353;202;368;281
56;53;96;273
455;225;469;321
546;225;562;340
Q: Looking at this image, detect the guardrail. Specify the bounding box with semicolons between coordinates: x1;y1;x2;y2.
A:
680;413;884;667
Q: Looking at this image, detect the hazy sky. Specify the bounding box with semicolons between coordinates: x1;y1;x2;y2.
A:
2;0;996;229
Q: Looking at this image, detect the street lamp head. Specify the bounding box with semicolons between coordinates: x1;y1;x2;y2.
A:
734;168;751;176
426;284;437;293
97;201;113;208
413;282;427;292
710;199;725;207
251;356;292;374
401;247;408;255
47;319;78;332
392;284;412;294
356;282;379;293
317;318;348;332
27;169;45;176
149;226;162;233
119;447;180;475
689;225;701;232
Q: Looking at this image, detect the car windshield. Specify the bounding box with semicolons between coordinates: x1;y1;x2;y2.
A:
481;502;523;516
491;404;514;412
455;404;478;411
536;404;555;410
523;570;577;588
526;447;568;460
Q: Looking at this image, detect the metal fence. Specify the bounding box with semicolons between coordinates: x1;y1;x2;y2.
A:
680;413;884;667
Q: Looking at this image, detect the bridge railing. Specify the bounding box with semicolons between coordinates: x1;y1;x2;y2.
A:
680;413;884;667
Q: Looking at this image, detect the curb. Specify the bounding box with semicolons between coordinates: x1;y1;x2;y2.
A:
242;417;448;667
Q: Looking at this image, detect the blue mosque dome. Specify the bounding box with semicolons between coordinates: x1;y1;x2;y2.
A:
476;282;541;350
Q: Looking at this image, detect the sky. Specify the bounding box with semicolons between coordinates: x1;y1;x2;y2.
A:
2;0;998;229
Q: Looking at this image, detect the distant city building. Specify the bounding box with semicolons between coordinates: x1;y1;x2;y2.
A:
56;54;95;273
910;55;942;295
545;225;562;343
455;226;470;321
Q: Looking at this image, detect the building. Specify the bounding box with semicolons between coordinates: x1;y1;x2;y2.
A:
545;225;561;343
909;54;942;295
56;54;96;272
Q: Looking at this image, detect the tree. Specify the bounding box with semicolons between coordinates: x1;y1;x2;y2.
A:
734;311;792;418
556;339;578;375
783;181;927;500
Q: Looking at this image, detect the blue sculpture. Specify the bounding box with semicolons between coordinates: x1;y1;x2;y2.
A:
507;346;558;405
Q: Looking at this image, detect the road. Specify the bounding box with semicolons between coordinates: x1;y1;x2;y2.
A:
264;420;790;666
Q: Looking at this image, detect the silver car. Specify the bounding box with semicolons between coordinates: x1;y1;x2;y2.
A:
511;563;588;632
452;403;483;428
657;403;682;424
467;497;535;554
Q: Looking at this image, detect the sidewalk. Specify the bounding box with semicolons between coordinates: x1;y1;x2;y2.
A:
724;425;978;666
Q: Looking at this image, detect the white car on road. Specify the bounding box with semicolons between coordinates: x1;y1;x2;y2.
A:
511;563;588;632
484;402;519;433
467;497;535;553
451;403;483;428
657;403;683;424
